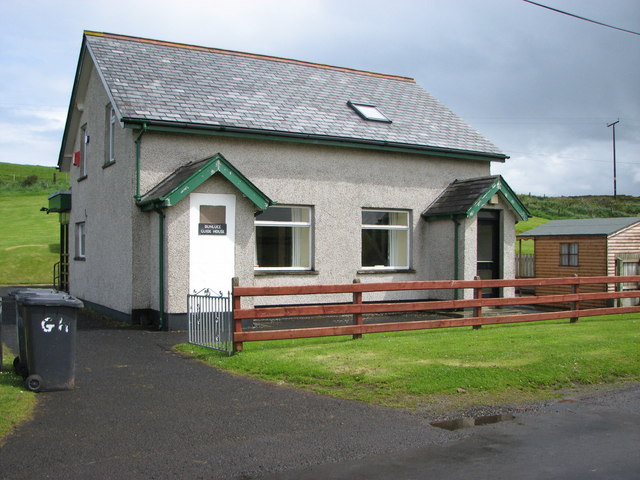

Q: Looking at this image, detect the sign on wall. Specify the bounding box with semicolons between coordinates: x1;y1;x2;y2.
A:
199;223;227;235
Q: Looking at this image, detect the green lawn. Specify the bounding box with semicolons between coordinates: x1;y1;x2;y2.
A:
0;347;37;444
0;193;60;285
176;313;640;413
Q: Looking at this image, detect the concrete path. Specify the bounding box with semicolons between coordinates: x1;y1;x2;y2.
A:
1;311;639;479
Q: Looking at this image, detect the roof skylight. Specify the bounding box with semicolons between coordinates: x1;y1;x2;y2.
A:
347;101;391;123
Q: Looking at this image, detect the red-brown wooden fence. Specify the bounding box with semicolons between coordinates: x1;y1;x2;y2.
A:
231;276;640;352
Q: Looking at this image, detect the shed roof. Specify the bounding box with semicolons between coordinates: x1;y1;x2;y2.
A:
421;175;529;221
519;217;640;238
75;31;505;161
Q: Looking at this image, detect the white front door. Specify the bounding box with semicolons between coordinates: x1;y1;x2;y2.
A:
189;193;236;294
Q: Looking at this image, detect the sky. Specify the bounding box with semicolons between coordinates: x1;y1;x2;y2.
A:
1;0;639;197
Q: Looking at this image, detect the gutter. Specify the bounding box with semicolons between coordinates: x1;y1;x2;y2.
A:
121;118;508;163
134;123;148;202
453;217;461;300
156;207;166;330
133;122;164;328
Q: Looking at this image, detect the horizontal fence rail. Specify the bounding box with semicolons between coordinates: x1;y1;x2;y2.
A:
231;276;640;352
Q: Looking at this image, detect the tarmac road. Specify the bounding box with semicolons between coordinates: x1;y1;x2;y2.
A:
1;309;639;479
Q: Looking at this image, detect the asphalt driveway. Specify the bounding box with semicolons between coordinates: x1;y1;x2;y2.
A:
1;308;639;479
0;311;463;479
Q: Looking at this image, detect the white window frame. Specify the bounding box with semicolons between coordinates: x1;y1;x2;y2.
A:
75;222;86;259
347;101;392;123
361;209;411;270
105;104;116;165
254;205;313;271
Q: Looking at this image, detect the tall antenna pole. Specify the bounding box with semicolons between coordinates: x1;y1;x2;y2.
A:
607;119;619;199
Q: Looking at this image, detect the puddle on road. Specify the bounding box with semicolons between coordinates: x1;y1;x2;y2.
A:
430;413;515;431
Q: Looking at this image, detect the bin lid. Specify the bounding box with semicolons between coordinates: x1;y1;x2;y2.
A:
12;288;59;299
19;293;84;309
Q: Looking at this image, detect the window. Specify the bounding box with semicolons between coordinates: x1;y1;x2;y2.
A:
361;209;410;269
79;124;89;178
619;257;639;289
105;104;116;165
255;206;312;270
560;242;578;266
347;101;391;123
75;222;86;259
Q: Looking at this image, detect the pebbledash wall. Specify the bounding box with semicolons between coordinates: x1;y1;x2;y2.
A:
66;66;517;329
67;65;138;319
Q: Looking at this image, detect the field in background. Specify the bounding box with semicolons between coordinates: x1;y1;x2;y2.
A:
0;163;68;285
0;194;60;285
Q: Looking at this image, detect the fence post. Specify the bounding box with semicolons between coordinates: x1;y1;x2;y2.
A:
232;277;243;352
473;275;482;329
570;273;579;323
353;278;363;340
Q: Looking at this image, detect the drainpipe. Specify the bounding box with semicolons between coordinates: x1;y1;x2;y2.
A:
156;206;166;330
134;123;147;202
453;217;461;300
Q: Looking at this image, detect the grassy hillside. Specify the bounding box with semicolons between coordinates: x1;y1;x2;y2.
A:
0;194;60;285
0;162;69;195
520;194;640;220
0;163;67;285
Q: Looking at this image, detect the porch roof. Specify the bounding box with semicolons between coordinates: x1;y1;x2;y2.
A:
421;175;529;222
137;153;273;212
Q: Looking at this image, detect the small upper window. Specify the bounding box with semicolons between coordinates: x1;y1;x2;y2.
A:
105;104;116;165
347;101;391;123
79;124;88;178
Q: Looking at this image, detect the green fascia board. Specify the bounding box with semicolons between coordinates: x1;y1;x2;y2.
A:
47;191;72;212
122;119;507;163
422;212;467;221
137;154;272;211
467;177;530;221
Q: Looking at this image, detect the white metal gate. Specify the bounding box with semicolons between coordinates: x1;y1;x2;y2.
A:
187;289;233;355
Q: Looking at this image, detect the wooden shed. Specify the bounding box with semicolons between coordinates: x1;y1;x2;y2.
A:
518;217;640;307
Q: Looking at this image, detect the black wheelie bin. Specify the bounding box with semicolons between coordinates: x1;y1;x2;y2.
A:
20;292;83;392
11;288;58;378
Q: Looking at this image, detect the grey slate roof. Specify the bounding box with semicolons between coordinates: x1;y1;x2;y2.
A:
139;158;210;205
84;31;504;158
422;176;500;218
519;217;640;237
421;175;529;220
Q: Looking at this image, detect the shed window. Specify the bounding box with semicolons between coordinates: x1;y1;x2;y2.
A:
560;242;578;266
255;206;312;270
347;101;391;123
361;209;410;269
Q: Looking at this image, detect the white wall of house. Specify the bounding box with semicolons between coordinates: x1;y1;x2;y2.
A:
67;67;137;316
66;70;519;321
134;132;494;311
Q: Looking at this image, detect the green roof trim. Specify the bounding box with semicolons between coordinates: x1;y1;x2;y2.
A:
468;177;529;221
122;120;507;163
137;153;273;212
422;175;529;222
